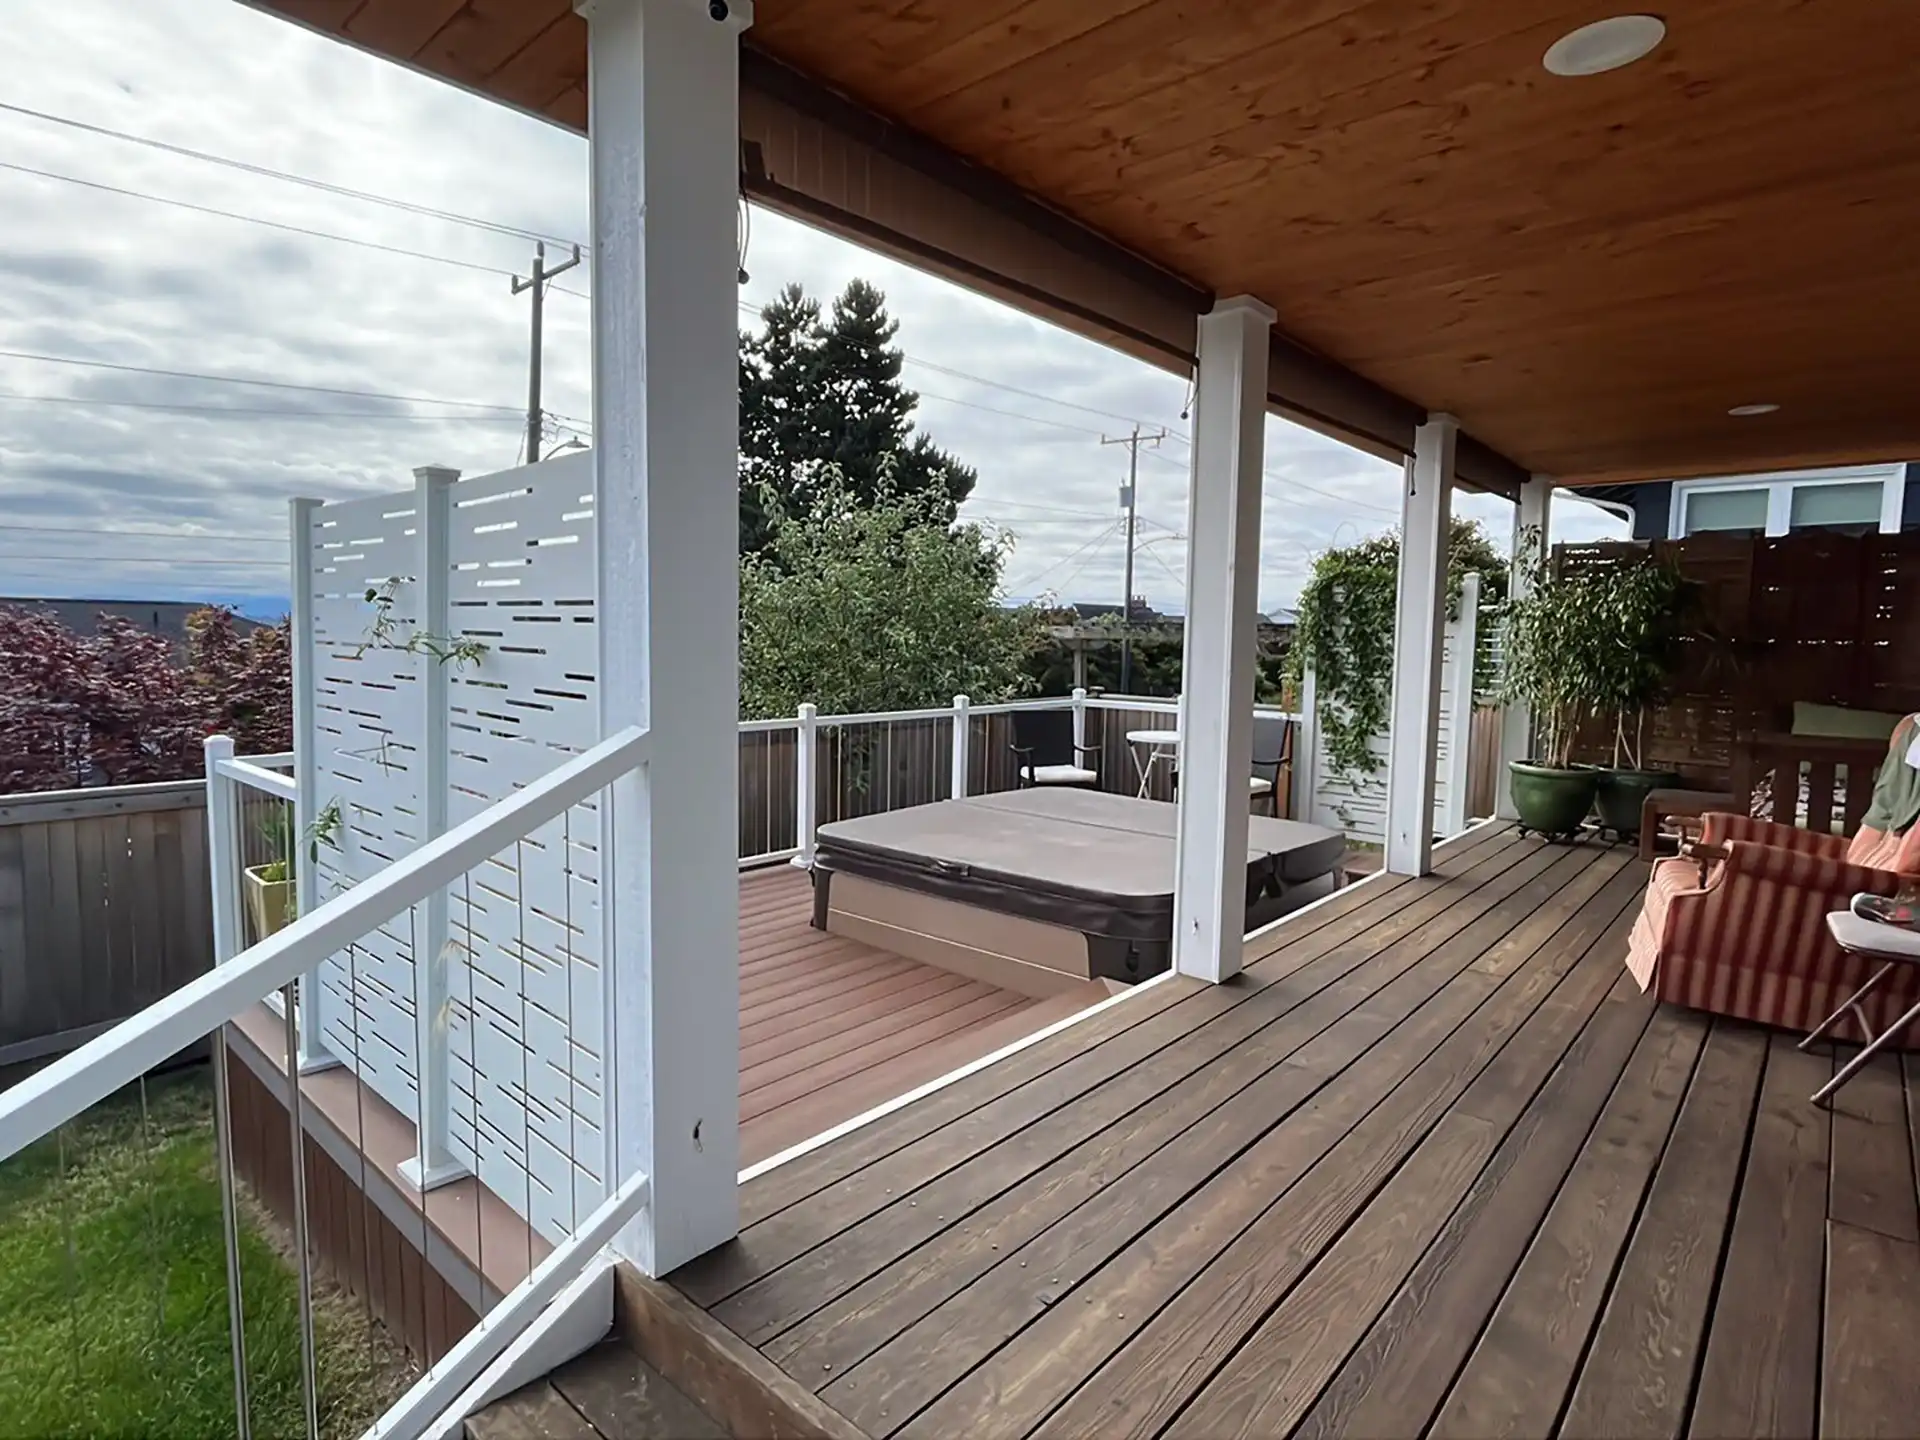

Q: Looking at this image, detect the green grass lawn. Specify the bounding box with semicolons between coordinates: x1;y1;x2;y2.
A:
0;1069;399;1439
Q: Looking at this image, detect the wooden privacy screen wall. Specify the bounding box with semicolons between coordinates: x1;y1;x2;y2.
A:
1558;530;1920;789
302;451;605;1243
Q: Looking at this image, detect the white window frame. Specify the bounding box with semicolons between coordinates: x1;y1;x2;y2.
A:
1669;463;1905;538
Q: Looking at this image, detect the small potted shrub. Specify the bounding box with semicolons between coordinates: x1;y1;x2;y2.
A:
242;801;342;943
1591;554;1688;838
244;810;294;942
243;856;293;942
1499;533;1610;838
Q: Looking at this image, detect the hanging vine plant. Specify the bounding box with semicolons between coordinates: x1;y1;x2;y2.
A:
1284;518;1508;785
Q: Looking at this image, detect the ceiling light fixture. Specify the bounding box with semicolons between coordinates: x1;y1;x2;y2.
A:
1728;403;1781;417
1543;15;1667;76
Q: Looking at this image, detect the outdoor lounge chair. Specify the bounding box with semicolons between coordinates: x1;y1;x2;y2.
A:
1010;708;1099;788
1626;714;1920;1040
1248;713;1295;817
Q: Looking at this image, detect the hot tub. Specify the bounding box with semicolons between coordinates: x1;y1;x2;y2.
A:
811;788;1346;995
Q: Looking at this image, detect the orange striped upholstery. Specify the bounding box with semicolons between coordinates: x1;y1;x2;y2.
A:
1627;829;1920;1041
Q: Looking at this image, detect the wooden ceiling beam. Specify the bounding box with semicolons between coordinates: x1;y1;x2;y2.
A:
740;46;1524;493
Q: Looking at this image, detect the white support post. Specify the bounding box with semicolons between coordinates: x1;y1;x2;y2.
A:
1496;474;1554;820
1292;662;1319;823
1384;416;1458;875
402;465;465;1192
951;695;970;799
1171;296;1274;984
791;702;818;868
1071;686;1088;754
583;0;745;1277
205;736;244;968
287;497;338;1073
1440;572;1481;836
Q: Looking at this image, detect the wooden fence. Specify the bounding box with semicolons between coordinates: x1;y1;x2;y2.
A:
0;780;215;1070
1559;530;1920;789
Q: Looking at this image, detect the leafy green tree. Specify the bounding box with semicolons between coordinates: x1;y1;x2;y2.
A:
739;467;1042;718
738;280;977;553
1285;517;1508;782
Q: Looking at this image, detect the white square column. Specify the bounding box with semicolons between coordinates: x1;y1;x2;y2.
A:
1495;473;1554;820
1383;414;1457;876
1171;296;1274;983
581;0;745;1276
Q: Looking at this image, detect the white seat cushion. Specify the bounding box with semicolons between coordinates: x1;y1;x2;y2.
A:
1248;776;1274;794
1028;764;1098;785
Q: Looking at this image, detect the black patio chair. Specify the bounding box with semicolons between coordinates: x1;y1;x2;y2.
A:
1010;709;1100;789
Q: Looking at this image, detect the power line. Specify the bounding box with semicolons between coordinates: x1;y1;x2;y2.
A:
0;349;529;415
0;522;281;544
0;389;523;423
1140;445;1399;517
0;100;583;252
0;554;287;568
0;161;524;280
1012;518;1122;593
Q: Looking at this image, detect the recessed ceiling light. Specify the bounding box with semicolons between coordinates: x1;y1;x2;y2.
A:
1728;403;1780;417
1543;15;1667;76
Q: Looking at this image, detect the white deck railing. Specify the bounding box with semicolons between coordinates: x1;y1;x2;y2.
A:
0;724;653;1440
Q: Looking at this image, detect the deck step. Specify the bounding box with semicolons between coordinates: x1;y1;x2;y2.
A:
465;1340;724;1440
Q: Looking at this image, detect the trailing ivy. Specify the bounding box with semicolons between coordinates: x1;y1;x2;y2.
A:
1284;518;1507;784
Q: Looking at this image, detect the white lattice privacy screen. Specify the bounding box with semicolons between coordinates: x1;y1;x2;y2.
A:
300;452;605;1242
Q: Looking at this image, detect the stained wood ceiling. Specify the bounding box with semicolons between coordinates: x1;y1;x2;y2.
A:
250;0;1920;486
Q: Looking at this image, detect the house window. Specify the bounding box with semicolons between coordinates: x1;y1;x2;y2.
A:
1680;487;1769;534
1670;464;1904;539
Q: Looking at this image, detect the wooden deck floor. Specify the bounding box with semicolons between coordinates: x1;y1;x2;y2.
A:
738;866;1108;1168
672;824;1920;1440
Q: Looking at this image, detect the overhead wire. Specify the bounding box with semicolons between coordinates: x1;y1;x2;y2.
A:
0;522;281;544
0;389;522;423
0;161;525;279
0;99;583;251
0;348;530;415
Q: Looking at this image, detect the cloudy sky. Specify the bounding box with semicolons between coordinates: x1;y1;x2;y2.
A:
0;0;1625;619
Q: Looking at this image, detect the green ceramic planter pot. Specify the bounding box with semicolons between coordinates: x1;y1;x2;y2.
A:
1593;767;1683;838
1508;761;1599;838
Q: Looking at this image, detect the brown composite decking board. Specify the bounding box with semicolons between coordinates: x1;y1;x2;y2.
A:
653;828;1920;1440
736;865;1105;1167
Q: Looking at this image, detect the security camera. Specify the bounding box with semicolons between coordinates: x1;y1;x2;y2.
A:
708;0;728;19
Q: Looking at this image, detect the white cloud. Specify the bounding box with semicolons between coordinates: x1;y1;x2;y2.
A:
0;0;1627;615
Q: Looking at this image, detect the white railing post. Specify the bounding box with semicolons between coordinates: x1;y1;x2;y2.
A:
1440;571;1480;836
951;695;971;799
403;465;464;1192
1071;686;1088;754
206;735;243;966
792;702;818;868
287;496;336;1073
1497;474;1554;819
1384;415;1457;876
587;0;745;1276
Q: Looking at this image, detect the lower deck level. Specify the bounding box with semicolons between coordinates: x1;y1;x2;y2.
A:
651;822;1920;1439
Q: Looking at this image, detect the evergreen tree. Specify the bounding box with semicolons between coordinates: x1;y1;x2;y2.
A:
738;280;977;553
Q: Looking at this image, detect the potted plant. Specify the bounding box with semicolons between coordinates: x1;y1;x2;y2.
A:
1590;554;1688;839
244;810;295;943
242;800;342;943
1498;534;1611;838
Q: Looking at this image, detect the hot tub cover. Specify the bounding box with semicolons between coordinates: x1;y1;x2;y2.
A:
813;789;1344;944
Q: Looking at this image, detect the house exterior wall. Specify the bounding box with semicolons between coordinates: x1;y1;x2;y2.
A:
1592;463;1918;540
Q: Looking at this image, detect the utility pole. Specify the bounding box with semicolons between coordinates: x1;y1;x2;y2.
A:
512;242;582;464
1102;424;1165;693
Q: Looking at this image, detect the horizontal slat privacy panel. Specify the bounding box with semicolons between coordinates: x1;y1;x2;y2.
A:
443;452;604;1243
1307;627;1462;844
298;452;606;1245
309;491;425;1116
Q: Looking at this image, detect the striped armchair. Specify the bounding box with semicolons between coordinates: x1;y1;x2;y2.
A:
1627;812;1920;1038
